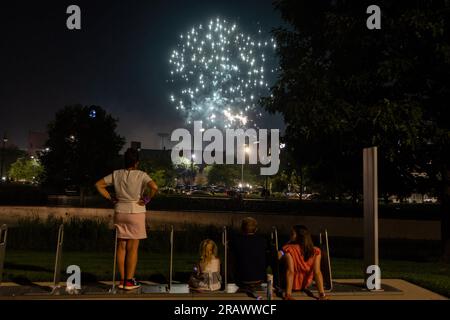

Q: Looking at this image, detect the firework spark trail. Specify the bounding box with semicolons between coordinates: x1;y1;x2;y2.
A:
168;17;276;129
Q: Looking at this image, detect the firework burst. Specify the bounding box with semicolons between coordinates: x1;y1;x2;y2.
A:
168;17;276;129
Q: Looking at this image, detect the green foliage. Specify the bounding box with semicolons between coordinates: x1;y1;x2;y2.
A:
271;171;289;192
205;163;269;187
1;146;27;176
40;105;125;190
8;215;112;252
8;157;44;183
149;169;168;188
264;0;450;200
206;164;240;187
7;216;223;254
139;158;176;187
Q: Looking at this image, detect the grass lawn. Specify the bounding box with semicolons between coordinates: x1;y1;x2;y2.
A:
2;250;449;297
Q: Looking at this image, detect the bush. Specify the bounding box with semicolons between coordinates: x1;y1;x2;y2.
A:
7;215;112;252
6;216;224;253
5;216;442;261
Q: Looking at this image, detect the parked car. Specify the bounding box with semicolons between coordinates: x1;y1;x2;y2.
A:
189;190;212;196
285;192;300;199
303;193;321;201
160;187;176;194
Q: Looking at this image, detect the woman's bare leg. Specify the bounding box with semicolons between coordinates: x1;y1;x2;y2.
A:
285;253;295;297
125;239;140;279
116;239;127;281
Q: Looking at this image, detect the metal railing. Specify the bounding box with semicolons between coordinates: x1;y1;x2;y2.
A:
319;229;333;291
109;226;119;294
222;226;228;290
271;226;280;289
52;224;64;294
168;225;174;292
0;224;7;285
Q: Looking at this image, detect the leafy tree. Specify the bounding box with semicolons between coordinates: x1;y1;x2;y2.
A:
41;105;125;198
207;164;240;187
1;146;27;177
264;0;450;258
271;171;289;193
149;169;168;189
8;157;44;183
168;156;199;185
195;172;208;186
139;159;176;187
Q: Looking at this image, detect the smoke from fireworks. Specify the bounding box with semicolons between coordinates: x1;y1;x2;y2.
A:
168;18;276;129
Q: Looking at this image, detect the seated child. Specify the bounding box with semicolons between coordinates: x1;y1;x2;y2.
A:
229;217;269;291
277;225;328;300
189;239;222;291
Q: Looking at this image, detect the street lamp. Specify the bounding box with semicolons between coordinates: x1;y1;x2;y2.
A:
191;153;196;192
0;133;8;181
241;145;250;189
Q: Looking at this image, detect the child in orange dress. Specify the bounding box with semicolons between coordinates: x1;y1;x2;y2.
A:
278;225;328;300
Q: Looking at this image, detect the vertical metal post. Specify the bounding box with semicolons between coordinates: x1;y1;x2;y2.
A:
123;241;128;289
110;227;118;293
0;133;7;180
241;163;244;187
0;224;7;285
169;225;174;292
272;227;279;252
363;147;379;287
265;176;269;199
319;229;333;291
271;226;280;289
53;224;64;289
222;226;228;290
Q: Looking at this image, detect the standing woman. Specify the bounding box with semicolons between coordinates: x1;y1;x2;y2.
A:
95;148;158;290
278;225;328;300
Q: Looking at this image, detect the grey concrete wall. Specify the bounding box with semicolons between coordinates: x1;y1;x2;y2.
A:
0;206;440;240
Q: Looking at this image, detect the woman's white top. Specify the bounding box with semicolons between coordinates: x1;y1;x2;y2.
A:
103;169;152;214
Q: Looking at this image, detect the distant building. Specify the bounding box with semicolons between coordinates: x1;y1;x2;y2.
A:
139;148;172;168
130;141;142;151
28;131;47;156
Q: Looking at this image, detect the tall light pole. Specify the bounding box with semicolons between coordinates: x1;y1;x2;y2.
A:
191;153;196;192
0;133;8;181
241;145;250;189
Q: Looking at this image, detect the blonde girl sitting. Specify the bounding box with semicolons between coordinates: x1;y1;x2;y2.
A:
189;239;222;291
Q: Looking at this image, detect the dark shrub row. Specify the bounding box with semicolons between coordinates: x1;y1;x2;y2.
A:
6;216;224;254
5;216;442;261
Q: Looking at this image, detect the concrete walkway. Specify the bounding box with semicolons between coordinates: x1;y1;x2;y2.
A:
0;279;446;300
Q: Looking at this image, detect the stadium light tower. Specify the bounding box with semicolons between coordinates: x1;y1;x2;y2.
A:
0;133;8;181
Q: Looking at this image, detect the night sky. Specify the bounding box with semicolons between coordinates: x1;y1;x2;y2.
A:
0;0;285;150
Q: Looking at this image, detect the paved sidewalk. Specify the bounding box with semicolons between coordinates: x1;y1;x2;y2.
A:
0;279;447;300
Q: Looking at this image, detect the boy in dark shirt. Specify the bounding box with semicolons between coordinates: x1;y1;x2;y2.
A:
229;217;270;292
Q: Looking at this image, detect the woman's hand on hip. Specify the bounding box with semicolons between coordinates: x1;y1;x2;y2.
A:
138;196;151;206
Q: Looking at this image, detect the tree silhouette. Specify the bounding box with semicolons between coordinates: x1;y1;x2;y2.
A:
264;0;450;258
41;105;125;198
